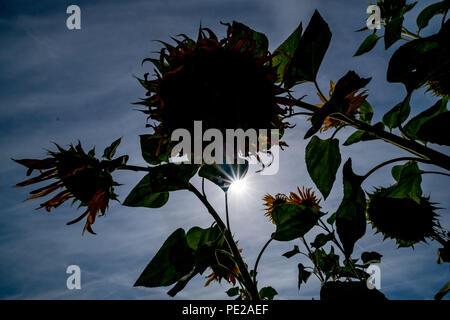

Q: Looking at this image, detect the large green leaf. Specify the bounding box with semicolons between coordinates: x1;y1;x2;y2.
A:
417;111;450;146
354;34;381;56
305;136;341;199
271;203;323;241
198;162;248;192
134;228;195;288
282;245;300;258
272;22;303;83
382;95;411;130
387;22;450;92
123;163;198;208
140;134;170;165
284;10;332;88
403;98;448;140
335;159;366;257
305;71;371;138
387;161;422;203
417;1;450;31
311;233;334;249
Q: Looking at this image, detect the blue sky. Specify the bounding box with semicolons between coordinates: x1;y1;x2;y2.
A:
0;0;448;299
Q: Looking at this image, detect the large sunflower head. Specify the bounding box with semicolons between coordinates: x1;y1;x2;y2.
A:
13;143;125;235
136;22;291;163
367;188;440;247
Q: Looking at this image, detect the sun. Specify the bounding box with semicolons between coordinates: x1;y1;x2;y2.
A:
229;178;248;194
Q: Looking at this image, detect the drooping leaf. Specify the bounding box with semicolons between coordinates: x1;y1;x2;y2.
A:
271;203;323;241
273;22;303;83
282;245;300;258
403;98;448;141
335;159;366;257
305;71;371;138
140;135;170;165
359;101;374;124
387;161;422;203
284;10;332;88
305;136;341;199
343;129;377;146
297;263;312;289
354;34;381;56
417;1;450;31
434;282;450;300
382;94;411;131
134;228;195;288
311;233;334;249
384;16;404;49
417;111;450;146
198;161;248;192
361;251;383;265
102;138;121;160
259;286;278;300
123;163;198;207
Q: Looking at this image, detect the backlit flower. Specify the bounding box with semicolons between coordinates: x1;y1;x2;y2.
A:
13;143;124;235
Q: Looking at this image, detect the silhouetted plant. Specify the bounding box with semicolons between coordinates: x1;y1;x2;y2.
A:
13;0;449;300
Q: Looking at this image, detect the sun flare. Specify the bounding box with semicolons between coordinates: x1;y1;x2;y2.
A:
229;178;248;194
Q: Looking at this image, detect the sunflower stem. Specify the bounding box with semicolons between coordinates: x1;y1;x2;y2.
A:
188;183;260;300
252;236;274;285
225;192;231;234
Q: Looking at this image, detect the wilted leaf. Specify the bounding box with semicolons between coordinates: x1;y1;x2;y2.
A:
229;21;268;58
273;22;302;83
305;136;341;199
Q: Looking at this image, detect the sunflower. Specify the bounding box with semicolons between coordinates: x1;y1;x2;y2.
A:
204;248;242;287
135;22;291;164
13;143;122;235
263;187;321;222
367;188;441;246
314;80;368;132
427;72;450;97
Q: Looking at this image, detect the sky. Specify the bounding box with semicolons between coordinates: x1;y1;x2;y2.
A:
0;0;449;300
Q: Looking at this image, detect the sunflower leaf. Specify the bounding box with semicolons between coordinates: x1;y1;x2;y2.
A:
388;161;422;203
417;1;450;31
259;286;278;300
416;111;450;146
284;10;332;88
282;245;300;258
305;136;341;199
271;203;323;241
134;228;196;288
382;94;411;131
384;15;404;49
297;263;312;289
354;34;380;56
102;138;121;160
403;97;448;141
335;159;366;257
229;21;268;58
140;134;170;165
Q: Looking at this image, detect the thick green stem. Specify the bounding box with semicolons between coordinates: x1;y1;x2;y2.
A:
282;98;450;171
188;183;260;300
